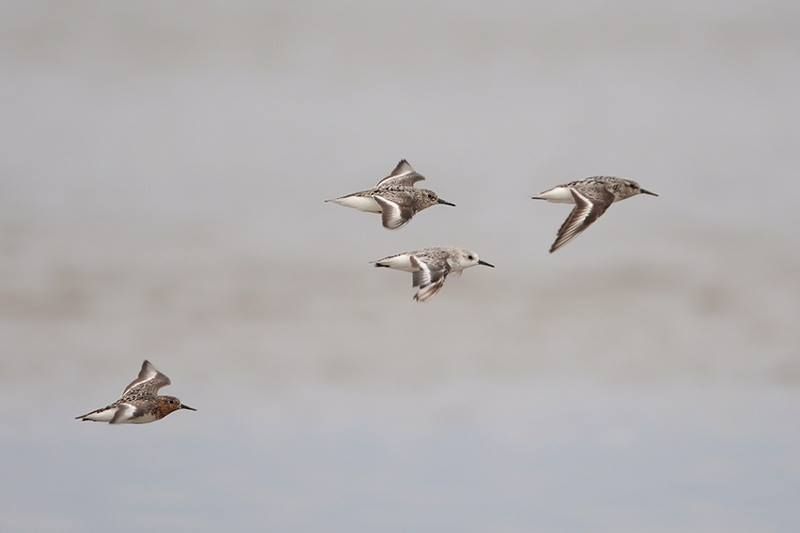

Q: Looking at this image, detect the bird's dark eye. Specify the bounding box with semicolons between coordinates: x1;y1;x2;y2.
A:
468;255;474;260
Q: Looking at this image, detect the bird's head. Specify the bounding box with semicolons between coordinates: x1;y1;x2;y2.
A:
419;189;456;209
615;178;658;199
450;249;495;271
158;396;196;418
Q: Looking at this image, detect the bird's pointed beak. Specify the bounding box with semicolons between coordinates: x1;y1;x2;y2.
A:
181;404;197;411
437;199;456;207
478;260;495;268
640;189;658;196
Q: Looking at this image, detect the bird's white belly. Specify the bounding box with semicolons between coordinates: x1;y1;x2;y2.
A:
537;186;575;203
379;254;416;271
330;195;381;213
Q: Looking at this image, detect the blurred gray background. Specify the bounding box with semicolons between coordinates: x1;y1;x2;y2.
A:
1;2;799;532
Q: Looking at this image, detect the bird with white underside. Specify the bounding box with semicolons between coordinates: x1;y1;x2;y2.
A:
533;176;658;253
326;159;455;229
76;360;196;424
373;247;494;302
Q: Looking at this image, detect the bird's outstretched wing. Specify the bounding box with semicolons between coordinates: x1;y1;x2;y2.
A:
409;255;448;302
374;194;414;229
550;188;613;253
122;360;171;397
376;159;426;188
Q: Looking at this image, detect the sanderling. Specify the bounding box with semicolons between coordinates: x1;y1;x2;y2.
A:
533;176;658;253
76;360;196;424
373;247;494;302
326;159;455;229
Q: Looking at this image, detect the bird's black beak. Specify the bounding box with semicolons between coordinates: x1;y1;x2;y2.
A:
640;189;658;196
437;199;456;207
478;260;495;268
181;404;197;411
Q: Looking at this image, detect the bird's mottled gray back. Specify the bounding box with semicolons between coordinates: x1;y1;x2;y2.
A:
120;383;161;402
411;247;456;269
567;176;642;202
413;247;486;271
374;187;441;211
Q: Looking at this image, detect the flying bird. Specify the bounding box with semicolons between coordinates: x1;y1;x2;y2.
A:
533;177;658;253
373;247;494;302
326;159;455;229
76;360;196;424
